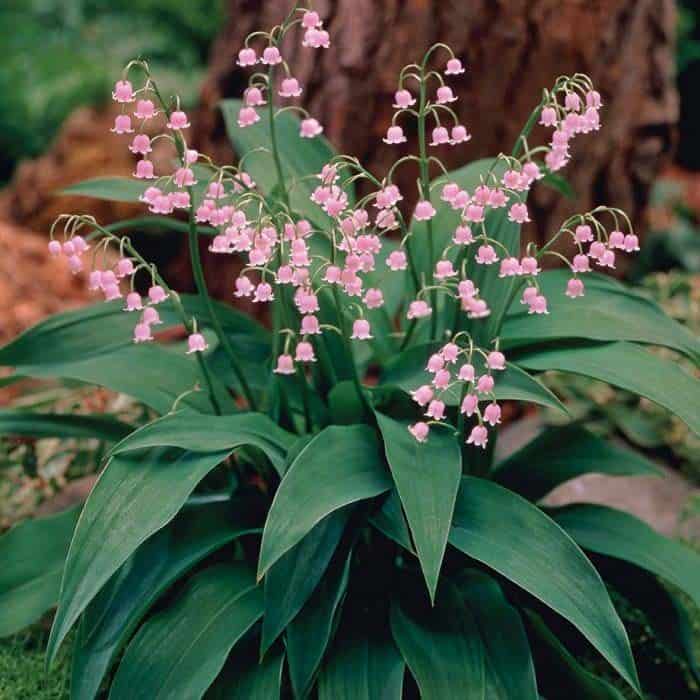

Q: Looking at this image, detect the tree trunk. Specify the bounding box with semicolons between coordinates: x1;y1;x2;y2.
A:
195;0;678;248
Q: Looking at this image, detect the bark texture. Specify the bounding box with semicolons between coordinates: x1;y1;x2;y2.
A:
196;0;679;246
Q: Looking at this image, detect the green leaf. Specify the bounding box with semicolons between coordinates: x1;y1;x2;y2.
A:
60;177;148;202
286;540;353;698
206;643;285;700
0;295;270;414
110;563;263;700
502;270;700;362
525;611;626;700
552;504;700;607
0;506;80;638
221;98;351;227
448;477;640;694
112;411;294;475
540;172;576;199
376;413;461;602
493;424;661;502
391;583;485;699
369;490;414;553
261;510;349;654
454;571;538;700
514;341;700;435
0;409;132;442
70;501;257;700
60;165;214;205
48;413;288;664
318;624;405;700
257;425;391;578
380;341;567;414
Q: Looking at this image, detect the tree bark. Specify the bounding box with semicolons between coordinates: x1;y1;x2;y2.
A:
196;0;678;248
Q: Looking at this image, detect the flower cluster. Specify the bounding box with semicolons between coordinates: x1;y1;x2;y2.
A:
236;8;329;139
409;340;506;449
49;2;639;448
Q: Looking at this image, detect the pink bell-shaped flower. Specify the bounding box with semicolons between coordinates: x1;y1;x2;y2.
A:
111;114;134;134
124;292;143;312
166;110;190;130
445;58;466;75
414;200;436;221
134;99;156;119
279;78;302;98
261;46;282;65
383;126;407;145
274;354;296;375
295;341;316;362
237;48;257;66
351;319;372;340
467;425;489;448
133;322;153;343
148;285;168;304
409;422;430;443
300;118;323;138
112;80;135;103
186;333;208;354
134;159;155;179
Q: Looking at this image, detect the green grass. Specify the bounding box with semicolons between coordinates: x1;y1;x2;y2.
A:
0;626;71;700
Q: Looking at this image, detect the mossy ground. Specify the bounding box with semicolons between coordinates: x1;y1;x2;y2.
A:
0;626;71;700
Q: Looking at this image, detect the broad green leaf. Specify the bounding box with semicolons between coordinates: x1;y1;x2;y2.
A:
493;424;660;502
525;611;626;700
0;295;270;414
60;165;214;205
502;270;700;362
206;643;285;700
60;177;148;202
380;341;566;414
221;98;351;227
0;409;132;442
287;543;353;698
552;504;700;607
449;477;640;694
391;583;485;699
261;510;349;654
257;425;391;577
376;413;461;602
514;341;700;435
318;625;405;700
49;416;287;664
455;571;538;700
110;563;263;700
369;490;414;553
0;506;79;638
71;502;257;700
112;411;294;475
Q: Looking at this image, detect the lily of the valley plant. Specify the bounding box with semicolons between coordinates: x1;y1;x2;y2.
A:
1;3;699;698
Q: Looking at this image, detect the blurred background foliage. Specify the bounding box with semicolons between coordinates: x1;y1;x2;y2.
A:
0;0;223;182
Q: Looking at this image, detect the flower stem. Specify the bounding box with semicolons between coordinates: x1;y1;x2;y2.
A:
185;195;258;410
149;77;257;410
417;70;437;340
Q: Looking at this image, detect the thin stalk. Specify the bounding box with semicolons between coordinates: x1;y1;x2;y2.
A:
185;192;258;410
150;78;257;410
417;71;437;340
267;64;290;209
